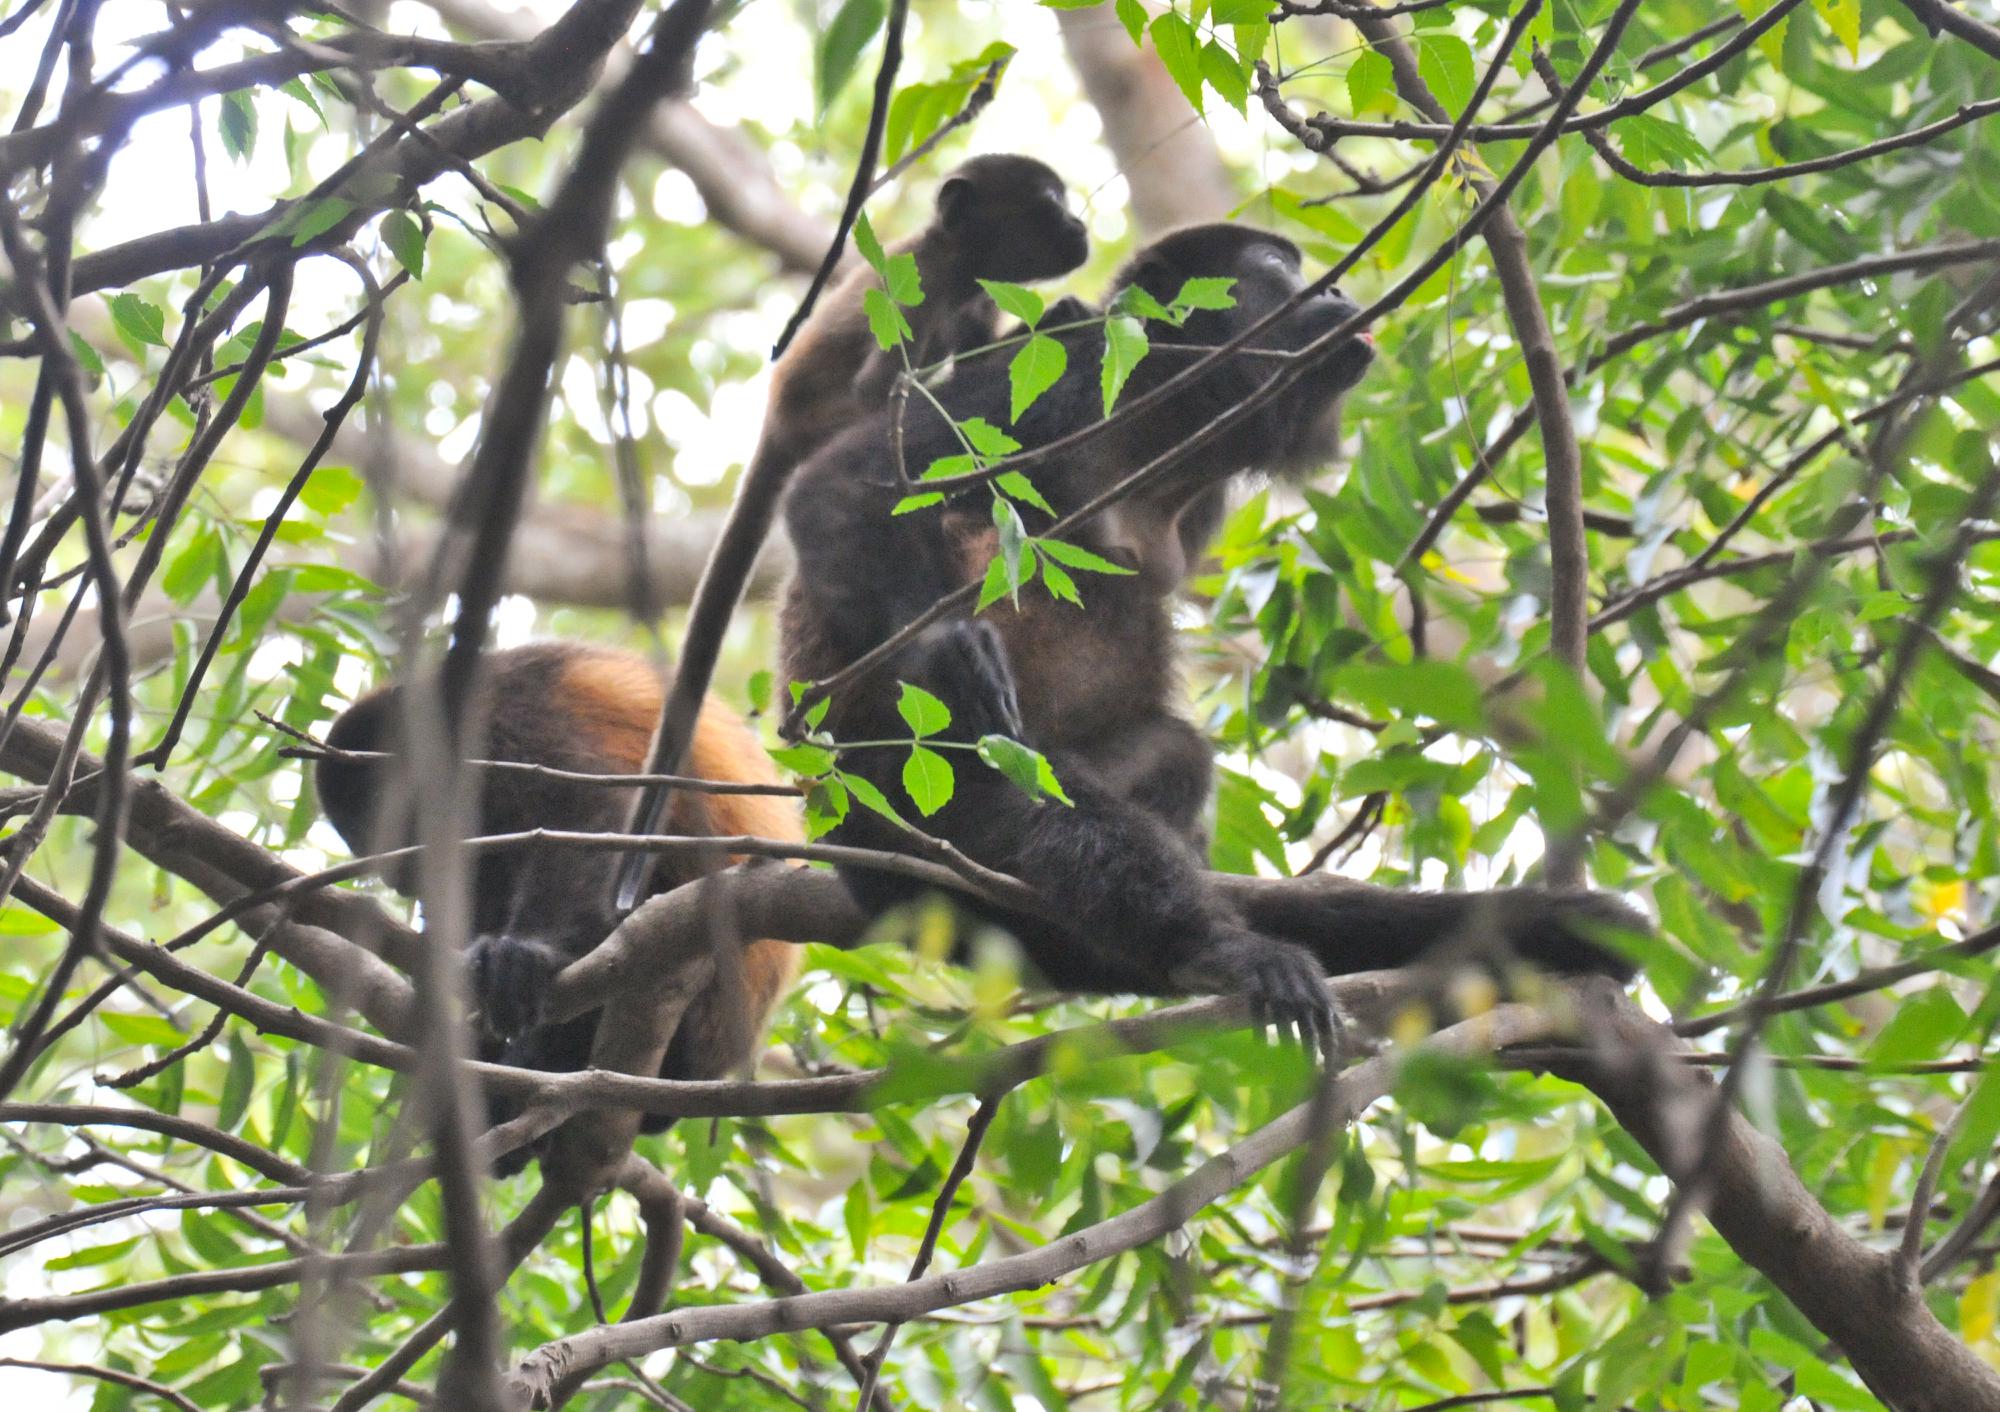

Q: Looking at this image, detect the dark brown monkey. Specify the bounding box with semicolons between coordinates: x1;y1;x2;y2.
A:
768;153;1092;454
778;224;1640;1043
615;153;1090;909
316;643;800;1162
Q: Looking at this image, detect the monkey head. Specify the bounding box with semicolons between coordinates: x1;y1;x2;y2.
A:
937;153;1090;284
1112;224;1374;477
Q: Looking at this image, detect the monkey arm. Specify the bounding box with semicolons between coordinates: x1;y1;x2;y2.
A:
850;351;902;406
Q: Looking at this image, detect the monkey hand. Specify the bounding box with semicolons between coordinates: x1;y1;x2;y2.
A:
467;932;571;1037
1497;890;1645;983
914;620;1025;741
1175;932;1344;1060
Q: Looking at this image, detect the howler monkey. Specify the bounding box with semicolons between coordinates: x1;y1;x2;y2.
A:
616;154;1091;909
772;153;1092;450
778;224;1640;1045
316;643;801;1154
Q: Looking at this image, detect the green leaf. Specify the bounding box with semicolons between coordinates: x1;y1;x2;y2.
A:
980;279;1044;328
853;210;888;272
45;1237;141;1271
863;287;913;351
100;1011;186;1047
162;527;224;606
278;76;325;128
818;0;886;115
1115;0;1146;45
841;770;906;825
1008;333;1067;422
902;745;954;815
1199;40;1248;113
995;471;1053;514
1040;556;1081;604
842;1176;871;1259
67;329;104;377
884;82;938;165
1112;283;1175;323
1101;313;1149;416
897;682;952;738
993;497;1030;589
1613;113;1708;173
219;90;257;162
1338;660;1485;732
1234;20;1269;71
380;210;425;280
1039;537;1136;575
770;742;837;777
1208;0;1266;18
893;491;945;515
298;465;363;516
977;550;1037;610
978;734;1071;804
107;291;167;349
289;196;353;248
218;1030;254;1132
1171;277;1237;312
1414;33;1474;113
1347;49;1393;115
882;251;923;306
959;417;1021;459
1149;13;1204;111
803;776;849;839
1868;988;1967;1067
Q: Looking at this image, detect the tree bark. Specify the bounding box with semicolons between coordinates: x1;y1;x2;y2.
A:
1056;8;1236;234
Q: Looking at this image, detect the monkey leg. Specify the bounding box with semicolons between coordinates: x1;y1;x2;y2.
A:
836;741;1337;1052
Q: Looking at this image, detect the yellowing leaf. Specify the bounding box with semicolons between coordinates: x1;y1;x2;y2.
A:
1812;0;1860;59
1964;1270;1999;1346
1864;1138;1903;1231
1920;878;1967;922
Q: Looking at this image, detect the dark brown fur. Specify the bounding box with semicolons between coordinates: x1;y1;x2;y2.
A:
612;155;1089;912
779;224;1642;1035
762;153;1090;472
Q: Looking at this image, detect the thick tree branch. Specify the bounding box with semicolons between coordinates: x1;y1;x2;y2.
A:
1551;981;2000;1411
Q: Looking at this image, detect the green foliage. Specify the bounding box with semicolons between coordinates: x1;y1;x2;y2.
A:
817;0;887;116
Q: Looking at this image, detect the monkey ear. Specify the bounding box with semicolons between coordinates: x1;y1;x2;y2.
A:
937;176;976;235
